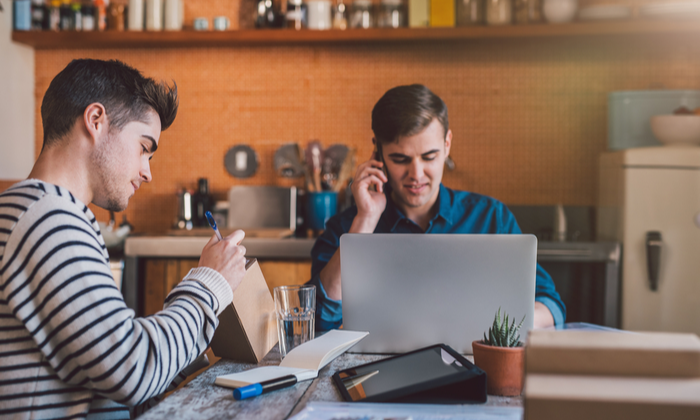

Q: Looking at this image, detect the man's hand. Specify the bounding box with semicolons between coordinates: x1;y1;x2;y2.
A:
350;155;388;233
198;230;247;293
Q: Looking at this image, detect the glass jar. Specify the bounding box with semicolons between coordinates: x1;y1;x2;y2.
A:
286;0;307;29
350;0;373;29
333;0;348;29
486;0;511;25
377;0;405;28
457;0;485;25
513;0;542;23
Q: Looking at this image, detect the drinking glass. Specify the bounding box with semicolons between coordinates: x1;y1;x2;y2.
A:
274;285;316;358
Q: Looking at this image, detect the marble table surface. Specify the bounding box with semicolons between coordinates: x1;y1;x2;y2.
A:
138;348;522;420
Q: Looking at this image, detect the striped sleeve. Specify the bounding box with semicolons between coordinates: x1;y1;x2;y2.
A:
1;193;227;407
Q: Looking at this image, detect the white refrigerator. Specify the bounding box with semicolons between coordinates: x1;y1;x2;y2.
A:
598;147;700;334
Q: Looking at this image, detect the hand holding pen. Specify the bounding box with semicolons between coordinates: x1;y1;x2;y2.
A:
198;211;247;292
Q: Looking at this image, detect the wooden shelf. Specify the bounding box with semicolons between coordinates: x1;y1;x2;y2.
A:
12;21;700;49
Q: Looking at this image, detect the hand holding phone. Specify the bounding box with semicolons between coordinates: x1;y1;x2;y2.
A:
349;145;388;232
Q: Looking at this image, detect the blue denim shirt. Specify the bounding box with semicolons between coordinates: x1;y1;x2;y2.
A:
306;184;566;331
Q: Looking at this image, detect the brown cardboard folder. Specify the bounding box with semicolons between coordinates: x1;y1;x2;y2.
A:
209;258;278;363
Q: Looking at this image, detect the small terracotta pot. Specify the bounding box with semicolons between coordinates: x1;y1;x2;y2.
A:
472;340;525;396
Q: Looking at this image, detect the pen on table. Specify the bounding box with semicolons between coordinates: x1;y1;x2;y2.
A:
233;375;298;400
205;211;223;242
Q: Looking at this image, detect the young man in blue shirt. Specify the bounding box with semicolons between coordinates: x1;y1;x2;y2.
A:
307;84;566;331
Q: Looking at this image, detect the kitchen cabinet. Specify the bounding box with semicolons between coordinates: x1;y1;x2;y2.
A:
141;258;312;316
12;21;700;50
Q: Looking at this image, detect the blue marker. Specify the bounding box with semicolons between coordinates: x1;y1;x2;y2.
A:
205;211;223;242
233;375;298;400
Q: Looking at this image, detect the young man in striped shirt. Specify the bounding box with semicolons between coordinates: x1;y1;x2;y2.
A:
0;59;248;419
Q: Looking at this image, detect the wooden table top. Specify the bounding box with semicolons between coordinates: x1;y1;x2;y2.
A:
138;347;522;420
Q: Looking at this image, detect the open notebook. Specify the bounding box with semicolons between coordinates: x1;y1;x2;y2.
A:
215;330;369;388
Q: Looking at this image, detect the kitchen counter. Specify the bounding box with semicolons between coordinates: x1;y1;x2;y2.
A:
125;235;618;262
122;237;620;327
125;236;315;259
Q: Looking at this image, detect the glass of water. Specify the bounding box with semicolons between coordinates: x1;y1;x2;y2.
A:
273;285;316;358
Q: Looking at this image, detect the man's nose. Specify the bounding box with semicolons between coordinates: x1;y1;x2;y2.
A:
408;159;424;180
141;161;152;183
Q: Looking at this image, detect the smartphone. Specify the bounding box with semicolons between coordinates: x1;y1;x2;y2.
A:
373;142;388;182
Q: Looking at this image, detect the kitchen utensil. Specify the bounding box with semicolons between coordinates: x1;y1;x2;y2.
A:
542;0;577;23
274;143;305;178
225;144;259;178
305;141;324;192
650;115;700;146
323;144;350;190
334;148;355;192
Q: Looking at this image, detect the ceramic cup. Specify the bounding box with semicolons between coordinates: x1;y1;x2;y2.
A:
193;17;209;30
306;191;338;230
307;0;333;30
213;16;230;31
543;0;578;23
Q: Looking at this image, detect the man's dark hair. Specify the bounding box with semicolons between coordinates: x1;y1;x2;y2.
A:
41;59;178;148
371;84;449;146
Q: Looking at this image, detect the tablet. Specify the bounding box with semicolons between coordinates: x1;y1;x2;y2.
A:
332;344;487;404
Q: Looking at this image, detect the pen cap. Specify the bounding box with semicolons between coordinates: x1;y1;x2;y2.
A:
233;383;263;400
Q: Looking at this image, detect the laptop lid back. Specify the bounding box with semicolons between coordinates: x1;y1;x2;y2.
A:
340;234;537;354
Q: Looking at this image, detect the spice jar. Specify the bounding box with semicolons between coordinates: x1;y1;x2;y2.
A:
350;0;373;28
377;0;405;28
514;0;542;23
486;0;512;25
457;0;485;25
286;0;307;29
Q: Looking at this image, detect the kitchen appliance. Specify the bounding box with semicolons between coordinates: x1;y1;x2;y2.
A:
227;186;297;232
598;147;700;335
608;90;700;150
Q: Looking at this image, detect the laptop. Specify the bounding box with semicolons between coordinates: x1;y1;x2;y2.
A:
340;234;537;355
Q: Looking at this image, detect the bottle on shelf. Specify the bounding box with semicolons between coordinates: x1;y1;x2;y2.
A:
377;0;405;28
71;2;82;30
95;0;107;30
430;0;456;27
486;0;512;25
128;0;144;31
350;0;373;28
107;2;125;30
285;0;307;29
82;3;95;30
31;0;47;30
332;0;348;29
47;0;61;30
13;0;32;31
192;178;213;228
145;0;162;30
457;0;485;25
164;0;184;30
59;0;73;30
408;0;429;27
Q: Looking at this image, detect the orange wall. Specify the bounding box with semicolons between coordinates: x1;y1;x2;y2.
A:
28;27;700;233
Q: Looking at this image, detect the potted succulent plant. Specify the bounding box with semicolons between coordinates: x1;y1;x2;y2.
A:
472;308;526;397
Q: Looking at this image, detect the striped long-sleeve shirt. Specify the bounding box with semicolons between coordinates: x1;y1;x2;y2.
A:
0;180;234;419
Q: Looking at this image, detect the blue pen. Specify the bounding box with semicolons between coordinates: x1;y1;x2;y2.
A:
205;211;223;242
233;375;298;400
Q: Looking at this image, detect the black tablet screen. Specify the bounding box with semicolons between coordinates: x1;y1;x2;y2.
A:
336;347;469;402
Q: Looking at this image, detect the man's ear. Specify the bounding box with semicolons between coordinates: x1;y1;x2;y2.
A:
83;103;107;145
444;129;452;157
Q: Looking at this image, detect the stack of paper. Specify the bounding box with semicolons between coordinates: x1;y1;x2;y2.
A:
524;330;700;420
